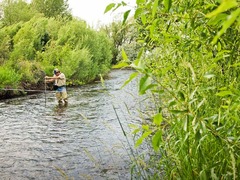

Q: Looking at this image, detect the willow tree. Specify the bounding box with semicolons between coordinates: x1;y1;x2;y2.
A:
106;0;240;179
100;18;139;64
0;0;36;26
31;0;71;18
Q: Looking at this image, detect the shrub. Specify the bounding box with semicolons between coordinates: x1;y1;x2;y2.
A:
0;66;21;88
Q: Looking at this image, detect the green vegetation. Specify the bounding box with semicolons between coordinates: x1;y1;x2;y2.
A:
0;0;113;97
1;0;239;178
107;0;240;179
100;18;140;64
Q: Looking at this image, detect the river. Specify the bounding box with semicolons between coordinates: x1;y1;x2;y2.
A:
0;69;146;180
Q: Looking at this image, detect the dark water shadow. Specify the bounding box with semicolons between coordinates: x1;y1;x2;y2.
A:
54;102;68;115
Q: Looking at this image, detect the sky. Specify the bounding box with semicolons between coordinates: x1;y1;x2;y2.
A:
68;0;136;28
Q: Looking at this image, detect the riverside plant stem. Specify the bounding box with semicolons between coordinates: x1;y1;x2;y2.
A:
112;104;148;179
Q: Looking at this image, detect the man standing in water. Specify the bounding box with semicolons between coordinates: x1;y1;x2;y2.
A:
45;69;68;104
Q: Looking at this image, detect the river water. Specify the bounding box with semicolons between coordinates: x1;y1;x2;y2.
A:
0;69;146;180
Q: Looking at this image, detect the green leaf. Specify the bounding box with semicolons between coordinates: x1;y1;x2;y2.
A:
195;130;201;142
134;8;143;19
141;14;147;25
142;124;149;131
231;62;240;67
128;124;139;129
112;62;129;69
168;100;177;107
149;19;158;38
212;8;240;44
135;131;152;148
216;90;233;97
137;48;144;60
178;91;185;101
113;3;122;11
121;48;128;60
139;75;153;95
211;168;218;179
183;118;188;131
219;87;227;91
185;62;196;83
207;13;228;26
170;109;188;114
152;130;162;151
137;0;145;5
153;113;163;126
200;170;207;180
164;0;172;12
152;0;159;18
121;1;127;6
129;124;141;134
206;0;238;18
121;72;139;89
196;99;205;110
104;3;116;14
131;58;145;71
122;10;131;25
132;128;140;134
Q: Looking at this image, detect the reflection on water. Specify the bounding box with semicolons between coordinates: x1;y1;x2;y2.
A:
54;103;68;115
0;69;145;179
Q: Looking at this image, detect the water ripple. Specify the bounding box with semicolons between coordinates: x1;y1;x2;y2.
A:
0;69;146;179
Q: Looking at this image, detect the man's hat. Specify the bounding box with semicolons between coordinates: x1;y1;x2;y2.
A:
53;68;60;75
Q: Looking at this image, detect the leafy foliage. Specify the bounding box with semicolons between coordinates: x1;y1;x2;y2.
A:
31;0;71;18
0;0;37;26
0;66;21;88
0;3;113;92
100;18;139;64
111;0;240;179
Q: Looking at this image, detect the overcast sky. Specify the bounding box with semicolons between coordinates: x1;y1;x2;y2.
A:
68;0;135;27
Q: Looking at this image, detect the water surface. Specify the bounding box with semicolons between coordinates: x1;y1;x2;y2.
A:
0;69;144;179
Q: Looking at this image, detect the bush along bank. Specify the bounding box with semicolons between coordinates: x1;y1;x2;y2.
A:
0;17;113;99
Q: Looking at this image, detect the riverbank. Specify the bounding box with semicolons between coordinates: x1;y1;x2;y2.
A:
0;68;118;100
0;82;46;100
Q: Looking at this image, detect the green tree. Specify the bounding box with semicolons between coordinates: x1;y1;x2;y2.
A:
0;29;11;64
0;0;37;26
31;0;71;18
53;19;112;82
10;15;49;62
0;22;23;64
0;0;114;98
107;0;240;179
101;19;138;64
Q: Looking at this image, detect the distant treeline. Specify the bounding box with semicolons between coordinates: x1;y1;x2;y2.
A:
0;0;114;98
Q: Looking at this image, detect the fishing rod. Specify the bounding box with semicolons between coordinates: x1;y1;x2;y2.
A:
0;87;55;106
0;88;53;93
44;81;47;106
